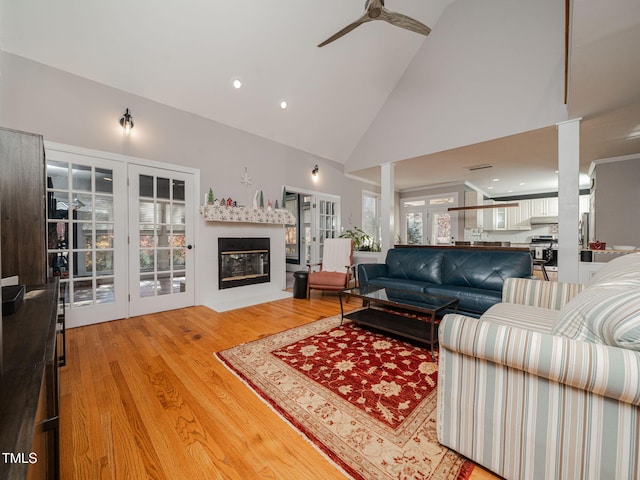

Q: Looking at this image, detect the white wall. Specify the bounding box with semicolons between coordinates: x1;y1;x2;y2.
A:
346;0;568;172
0;52;373;307
592;155;640;246
0;53;367;204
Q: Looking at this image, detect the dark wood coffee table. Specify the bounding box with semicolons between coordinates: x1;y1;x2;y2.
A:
339;285;458;357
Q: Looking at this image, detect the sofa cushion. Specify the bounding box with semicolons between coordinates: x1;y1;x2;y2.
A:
553;286;640;351
427;285;502;316
588;252;640;288
367;277;429;293
385;248;444;285
309;271;347;288
441;249;532;291
481;303;557;333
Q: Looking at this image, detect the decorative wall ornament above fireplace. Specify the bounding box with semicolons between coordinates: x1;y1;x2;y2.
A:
200;204;295;224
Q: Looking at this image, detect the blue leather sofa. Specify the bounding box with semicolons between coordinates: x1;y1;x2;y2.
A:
357;247;533;317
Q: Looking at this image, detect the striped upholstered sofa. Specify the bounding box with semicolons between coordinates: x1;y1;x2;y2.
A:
437;252;640;479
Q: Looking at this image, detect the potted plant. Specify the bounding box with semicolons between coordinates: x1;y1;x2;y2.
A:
339;227;380;252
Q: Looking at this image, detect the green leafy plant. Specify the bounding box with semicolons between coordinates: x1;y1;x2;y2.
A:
339;227;381;252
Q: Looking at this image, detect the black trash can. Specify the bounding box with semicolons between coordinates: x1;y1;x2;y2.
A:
293;270;308;299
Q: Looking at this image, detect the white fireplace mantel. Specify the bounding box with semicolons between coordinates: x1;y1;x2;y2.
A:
200;205;295;224
202;221;291;312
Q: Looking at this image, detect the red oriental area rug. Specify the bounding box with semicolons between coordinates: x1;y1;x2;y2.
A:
215;315;475;480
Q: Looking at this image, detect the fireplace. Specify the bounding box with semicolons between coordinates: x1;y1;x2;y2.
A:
218;237;270;290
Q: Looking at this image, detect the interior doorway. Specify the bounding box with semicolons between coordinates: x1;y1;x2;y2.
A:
284;187;341;271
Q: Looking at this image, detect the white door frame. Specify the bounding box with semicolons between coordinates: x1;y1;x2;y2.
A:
283;185;341;267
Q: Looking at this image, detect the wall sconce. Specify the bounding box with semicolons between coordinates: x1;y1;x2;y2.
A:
312;164;319;182
119;108;134;136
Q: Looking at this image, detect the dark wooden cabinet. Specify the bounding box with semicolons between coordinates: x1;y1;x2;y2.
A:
0;280;63;480
0;127;47;286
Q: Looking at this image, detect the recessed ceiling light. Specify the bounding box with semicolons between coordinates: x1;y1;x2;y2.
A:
232;79;242;89
280;100;288;109
487;186;494;190
519;182;526;186
492;178;500;182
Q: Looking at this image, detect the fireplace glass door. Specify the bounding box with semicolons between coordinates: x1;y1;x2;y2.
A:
218;237;270;289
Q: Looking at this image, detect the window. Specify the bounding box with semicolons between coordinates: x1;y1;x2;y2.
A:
362;191;381;249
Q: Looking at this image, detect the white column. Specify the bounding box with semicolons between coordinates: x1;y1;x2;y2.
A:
380;162;395;256
557;118;582;283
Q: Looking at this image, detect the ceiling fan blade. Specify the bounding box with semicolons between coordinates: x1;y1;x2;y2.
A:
378;9;431;36
318;13;372;47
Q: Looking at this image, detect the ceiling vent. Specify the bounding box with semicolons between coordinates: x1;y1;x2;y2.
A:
468;164;493;171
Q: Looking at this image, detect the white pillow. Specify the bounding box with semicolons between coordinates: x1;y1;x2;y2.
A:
553;286;640;351
588;252;640;288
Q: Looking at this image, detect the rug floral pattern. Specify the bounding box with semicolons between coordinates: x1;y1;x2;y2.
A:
272;323;438;429
216;315;474;480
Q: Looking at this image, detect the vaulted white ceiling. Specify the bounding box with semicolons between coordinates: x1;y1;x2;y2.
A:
1;0;639;195
0;0;454;163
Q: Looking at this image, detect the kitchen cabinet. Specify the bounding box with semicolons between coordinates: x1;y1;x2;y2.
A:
507;200;531;230
493;206;507;229
0;127;47;286
486;201;531;230
579;194;590;214
481;195;587;231
464;191;484;229
530;197;558;216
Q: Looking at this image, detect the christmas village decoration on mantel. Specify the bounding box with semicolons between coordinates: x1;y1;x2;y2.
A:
200;186;295;225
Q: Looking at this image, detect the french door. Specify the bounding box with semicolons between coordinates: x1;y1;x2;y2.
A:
46;151;128;328
401;193;458;245
312;194;341;264
128;165;196;316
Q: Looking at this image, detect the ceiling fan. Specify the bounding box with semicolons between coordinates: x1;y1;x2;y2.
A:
318;0;431;48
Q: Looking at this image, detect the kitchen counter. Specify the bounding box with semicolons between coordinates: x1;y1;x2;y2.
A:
0;280;59;479
395;243;528;251
583;249;640;253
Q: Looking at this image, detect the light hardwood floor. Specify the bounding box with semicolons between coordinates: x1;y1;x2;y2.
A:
59;293;498;480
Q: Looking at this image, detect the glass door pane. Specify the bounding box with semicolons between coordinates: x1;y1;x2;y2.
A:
431;211;452;245
303;195;312;265
45;150;127;327
285;193;299;263
405;212;424;244
129;165;194;316
315;195;340;262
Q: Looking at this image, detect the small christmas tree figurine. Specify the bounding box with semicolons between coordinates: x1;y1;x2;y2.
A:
207;188;214;204
259;190;264;209
281;186;287;209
